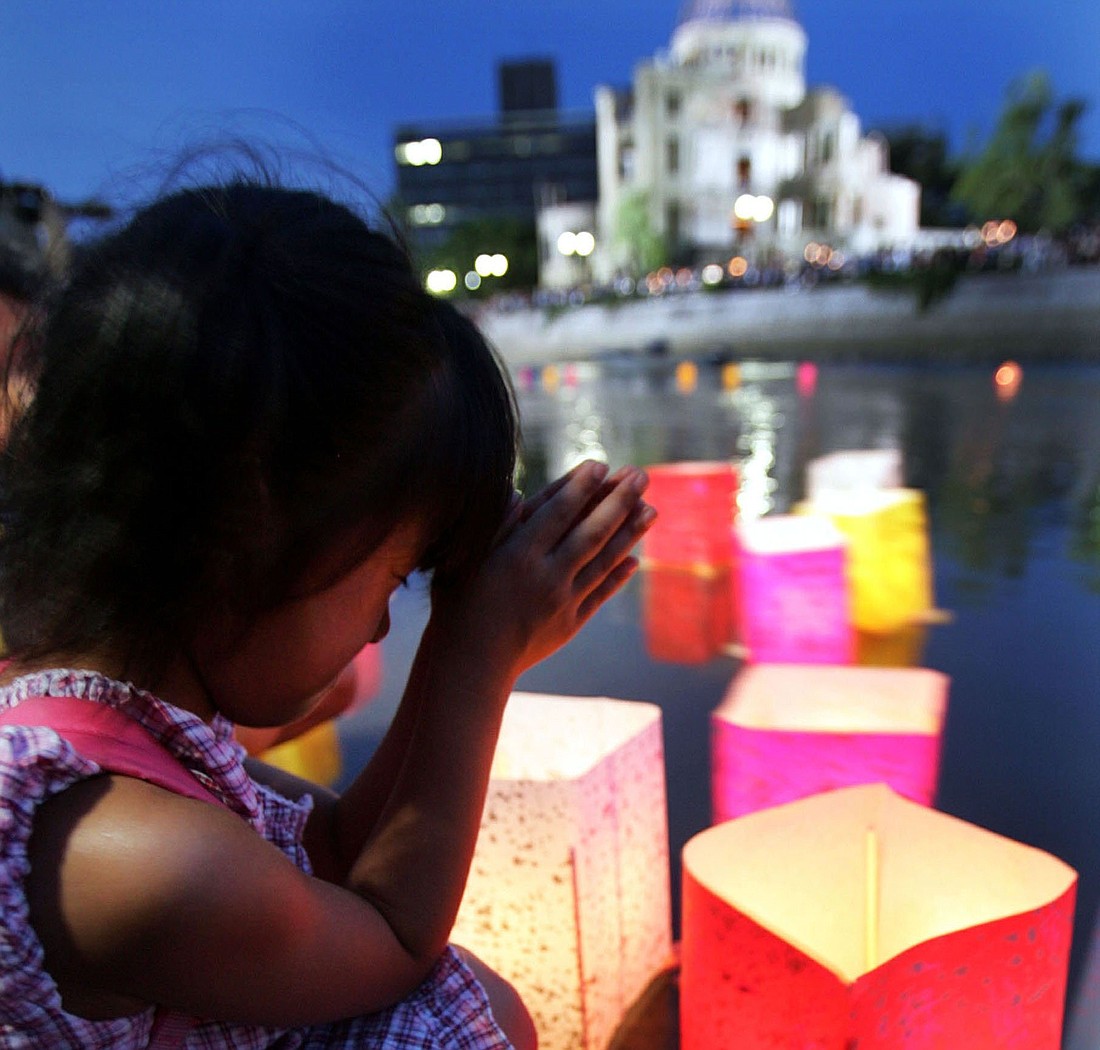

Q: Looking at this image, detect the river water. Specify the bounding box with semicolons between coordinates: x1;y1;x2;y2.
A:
339;352;1100;1034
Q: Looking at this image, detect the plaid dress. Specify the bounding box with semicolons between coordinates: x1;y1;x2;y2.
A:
0;670;512;1049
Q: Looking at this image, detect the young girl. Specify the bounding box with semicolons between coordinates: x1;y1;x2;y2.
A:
0;181;654;1047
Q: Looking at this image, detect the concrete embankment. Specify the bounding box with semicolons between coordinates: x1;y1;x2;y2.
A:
479;268;1100;365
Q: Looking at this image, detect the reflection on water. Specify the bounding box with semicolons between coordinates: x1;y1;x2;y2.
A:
342;356;1100;1028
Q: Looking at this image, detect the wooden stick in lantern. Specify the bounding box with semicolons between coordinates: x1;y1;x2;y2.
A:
865;826;878;972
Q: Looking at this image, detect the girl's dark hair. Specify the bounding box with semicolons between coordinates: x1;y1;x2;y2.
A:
0;181;518;678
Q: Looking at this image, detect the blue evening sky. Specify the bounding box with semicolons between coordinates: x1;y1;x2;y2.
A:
1;1;1096;207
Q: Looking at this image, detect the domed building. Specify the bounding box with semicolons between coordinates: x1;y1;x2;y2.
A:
590;0;920;277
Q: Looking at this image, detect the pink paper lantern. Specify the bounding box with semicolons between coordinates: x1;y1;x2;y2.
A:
736;514;854;664
643;461;738;570
711;664;949;822
451;693;672;1050
682;785;1077;1050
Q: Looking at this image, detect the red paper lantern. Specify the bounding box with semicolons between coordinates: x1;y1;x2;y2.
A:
682;785;1077;1049
643;461;738;570
642;565;737;664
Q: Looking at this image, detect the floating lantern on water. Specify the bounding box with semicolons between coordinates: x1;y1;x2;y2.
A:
995;360;1023;402
642;461;738;570
681;784;1077;1050
675;360;699;394
711;664;949;823
259;718;343;786
452;693;673;1050
806;448;904;503
642;564;737;664
736;514;854;664
856;623;929;668
796;361;818;398
797;488;934;635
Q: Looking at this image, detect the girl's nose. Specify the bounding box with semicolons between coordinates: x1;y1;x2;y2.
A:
370;608;391;644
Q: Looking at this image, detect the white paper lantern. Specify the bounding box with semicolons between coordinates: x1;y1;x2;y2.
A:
452;692;673;1050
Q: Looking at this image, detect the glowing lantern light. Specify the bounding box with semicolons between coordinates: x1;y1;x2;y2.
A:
260;718;342;786
452;693;673;1050
856;623;929;668
797;488;934;635
995;360;1023;402
642;565;737;664
711;664;949;823
805;449;903;503
736;514;854;664
675;360;698;394
681;784;1077;1050
541;364;560;394
796;360;817;398
721;362;741;391
642;461;738;570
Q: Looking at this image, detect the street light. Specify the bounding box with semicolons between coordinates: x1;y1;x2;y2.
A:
733;193;774;224
557;230;596;258
475;253;509;278
397;138;443;166
425;269;457;294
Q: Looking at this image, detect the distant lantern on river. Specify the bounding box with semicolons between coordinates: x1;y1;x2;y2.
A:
736;514;854;664
681;784;1077;1050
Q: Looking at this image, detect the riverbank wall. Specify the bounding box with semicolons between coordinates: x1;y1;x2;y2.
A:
479;268;1100;366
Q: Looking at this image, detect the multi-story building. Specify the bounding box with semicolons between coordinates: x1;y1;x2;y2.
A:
393;59;598;261
592;0;920;277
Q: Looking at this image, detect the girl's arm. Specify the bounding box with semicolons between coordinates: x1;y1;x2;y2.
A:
285;462;643;882
326;460;653;956
28;460;652;1023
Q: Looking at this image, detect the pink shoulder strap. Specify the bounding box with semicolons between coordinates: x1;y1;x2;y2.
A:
0;693;231;1047
0;694;226;807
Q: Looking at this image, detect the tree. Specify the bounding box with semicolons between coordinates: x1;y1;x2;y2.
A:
882;125;964;228
951;71;1089;234
417;216;539;296
614;191;667;275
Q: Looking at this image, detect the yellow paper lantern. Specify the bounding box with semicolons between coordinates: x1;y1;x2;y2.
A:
452;692;673;1050
259;717;342;787
797;488;934;634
